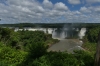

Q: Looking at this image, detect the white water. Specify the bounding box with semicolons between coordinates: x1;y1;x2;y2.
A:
14;27;86;40
78;28;86;39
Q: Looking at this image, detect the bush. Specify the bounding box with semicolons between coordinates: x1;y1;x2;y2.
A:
0;44;27;66
82;42;96;55
32;50;94;66
74;50;94;66
28;41;48;59
85;26;100;43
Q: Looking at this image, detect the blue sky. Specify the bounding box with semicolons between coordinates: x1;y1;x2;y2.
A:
0;0;100;24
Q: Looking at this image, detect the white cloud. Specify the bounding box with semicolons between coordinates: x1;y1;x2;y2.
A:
54;2;68;11
88;6;100;13
94;7;100;13
43;0;53;8
74;11;81;14
68;0;81;5
80;7;91;13
35;6;45;13
0;0;100;23
86;0;100;4
47;10;66;17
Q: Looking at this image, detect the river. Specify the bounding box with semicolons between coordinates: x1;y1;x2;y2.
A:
47;39;84;53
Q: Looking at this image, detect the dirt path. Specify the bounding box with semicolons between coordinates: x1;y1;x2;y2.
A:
47;39;84;53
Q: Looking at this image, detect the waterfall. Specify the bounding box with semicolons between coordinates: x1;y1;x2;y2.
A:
78;28;86;39
14;27;86;40
52;27;68;39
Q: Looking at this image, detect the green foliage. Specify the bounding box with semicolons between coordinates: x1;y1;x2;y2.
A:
0;27;95;66
19;39;48;66
33;56;51;66
28;41;48;59
32;51;94;66
0;43;27;66
45;52;77;66
8;32;20;47
45;34;52;40
0;28;13;42
82;42;96;55
82;26;98;57
19;30;46;41
0;27;58;49
85;26;100;43
74;50;94;66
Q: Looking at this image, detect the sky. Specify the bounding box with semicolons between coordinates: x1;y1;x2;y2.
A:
0;0;100;24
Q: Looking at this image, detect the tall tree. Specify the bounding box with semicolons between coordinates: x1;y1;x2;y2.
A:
95;32;100;66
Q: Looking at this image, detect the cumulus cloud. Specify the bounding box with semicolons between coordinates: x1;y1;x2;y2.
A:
0;0;100;23
68;0;81;5
80;7;91;13
86;0;100;4
94;7;100;13
87;6;100;13
43;0;53;8
54;2;68;11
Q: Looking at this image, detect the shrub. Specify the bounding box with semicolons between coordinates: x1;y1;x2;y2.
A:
0;45;27;66
85;26;100;43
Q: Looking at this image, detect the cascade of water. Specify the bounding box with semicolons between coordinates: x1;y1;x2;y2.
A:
60;31;65;38
48;28;53;34
52;29;57;39
52;27;68;39
78;28;86;39
14;26;86;40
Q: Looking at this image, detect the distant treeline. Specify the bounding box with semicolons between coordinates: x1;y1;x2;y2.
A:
0;23;70;28
0;23;100;28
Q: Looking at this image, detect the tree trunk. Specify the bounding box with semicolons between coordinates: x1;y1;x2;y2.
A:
95;32;100;66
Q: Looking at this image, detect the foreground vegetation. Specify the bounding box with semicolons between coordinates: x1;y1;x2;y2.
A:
0;25;100;66
82;25;100;55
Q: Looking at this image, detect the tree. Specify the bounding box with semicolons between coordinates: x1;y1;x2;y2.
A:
28;41;47;59
85;26;100;43
95;32;100;66
0;28;13;43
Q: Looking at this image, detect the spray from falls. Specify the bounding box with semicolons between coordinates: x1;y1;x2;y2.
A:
78;28;86;39
52;25;86;40
52;24;71;39
52;28;67;39
14;24;86;40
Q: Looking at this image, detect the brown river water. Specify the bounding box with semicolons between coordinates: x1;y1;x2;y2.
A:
47;39;84;53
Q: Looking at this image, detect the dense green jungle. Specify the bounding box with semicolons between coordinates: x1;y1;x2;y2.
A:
0;23;100;66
